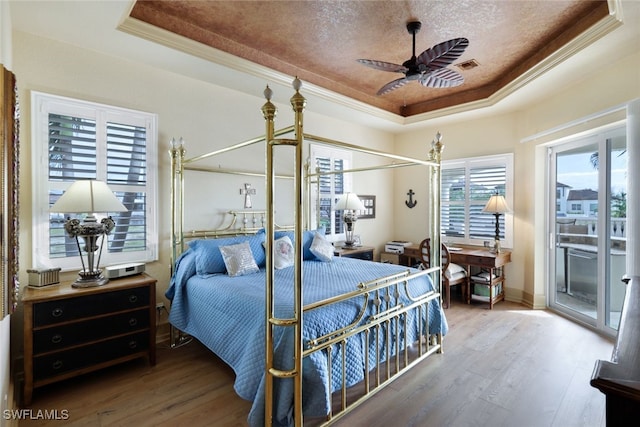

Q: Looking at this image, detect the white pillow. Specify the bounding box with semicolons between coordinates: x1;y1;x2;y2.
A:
310;232;334;262
219;241;259;277
271;236;295;269
445;263;466;279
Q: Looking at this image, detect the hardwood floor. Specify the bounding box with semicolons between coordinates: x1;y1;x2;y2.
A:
19;299;613;427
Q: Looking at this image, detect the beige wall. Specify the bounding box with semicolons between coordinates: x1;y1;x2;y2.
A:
11;31;396;337
9;10;640;344
393;50;640;308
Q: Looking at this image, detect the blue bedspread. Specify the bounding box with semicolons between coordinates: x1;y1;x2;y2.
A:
166;248;447;426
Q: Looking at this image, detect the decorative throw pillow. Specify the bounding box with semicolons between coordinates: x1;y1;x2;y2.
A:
274;229;319;260
189;234;265;276
310;232;334;262
270;236;295;269
219;241;260;277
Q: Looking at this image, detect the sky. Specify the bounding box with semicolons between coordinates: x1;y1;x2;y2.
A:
557;150;627;195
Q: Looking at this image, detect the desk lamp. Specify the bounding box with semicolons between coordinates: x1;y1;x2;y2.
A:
483;193;510;254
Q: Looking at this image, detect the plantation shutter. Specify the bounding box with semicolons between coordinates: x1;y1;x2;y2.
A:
441;155;511;246
106;121;147;253
469;166;506;240
48;114;98;258
441;167;466;238
47;116;149;258
316;156;345;235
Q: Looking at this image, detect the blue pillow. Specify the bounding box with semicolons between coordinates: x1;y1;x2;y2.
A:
189;234;266;275
274;230;318;260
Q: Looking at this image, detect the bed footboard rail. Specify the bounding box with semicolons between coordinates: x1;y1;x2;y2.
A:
303;267;443;425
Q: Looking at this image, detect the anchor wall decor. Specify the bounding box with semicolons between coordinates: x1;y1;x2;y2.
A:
405;189;417;208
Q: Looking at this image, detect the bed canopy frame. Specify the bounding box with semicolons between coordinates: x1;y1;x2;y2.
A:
168;78;445;426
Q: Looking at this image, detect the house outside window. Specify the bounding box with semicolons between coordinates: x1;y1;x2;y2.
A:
309;144;352;241
441;153;514;248
31;92;158;271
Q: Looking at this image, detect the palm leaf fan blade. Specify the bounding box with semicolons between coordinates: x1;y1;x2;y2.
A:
417;38;469;69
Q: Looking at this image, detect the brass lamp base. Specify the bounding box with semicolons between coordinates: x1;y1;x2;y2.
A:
71;271;109;288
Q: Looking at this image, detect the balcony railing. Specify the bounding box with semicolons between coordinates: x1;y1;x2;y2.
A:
557;216;626;250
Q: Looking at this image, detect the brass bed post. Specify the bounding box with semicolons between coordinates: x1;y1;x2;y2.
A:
428;132;444;350
290;78;306;426
169;137;185;268
262;79;307;427
169;137;192;348
262;86;277;427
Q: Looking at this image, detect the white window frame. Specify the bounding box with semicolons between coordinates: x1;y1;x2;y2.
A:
441;153;514;248
31;92;158;271
309;144;353;242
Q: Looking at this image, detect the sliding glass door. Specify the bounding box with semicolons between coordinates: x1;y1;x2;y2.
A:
548;123;627;334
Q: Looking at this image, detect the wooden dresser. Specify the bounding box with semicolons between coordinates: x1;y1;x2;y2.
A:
22;273;156;405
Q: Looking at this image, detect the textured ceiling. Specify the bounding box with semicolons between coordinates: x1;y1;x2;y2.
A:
129;0;609;117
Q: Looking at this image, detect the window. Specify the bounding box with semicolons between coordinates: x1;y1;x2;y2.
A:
32;92;158;270
441;153;513;248
309;144;352;241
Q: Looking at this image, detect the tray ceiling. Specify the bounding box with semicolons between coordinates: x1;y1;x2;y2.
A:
128;0;610;118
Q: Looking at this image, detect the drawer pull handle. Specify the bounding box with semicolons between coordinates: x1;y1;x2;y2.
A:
129;318;138;327
128;295;138;303
52;360;63;370
128;341;138;349
51;334;63;344
52;308;63;318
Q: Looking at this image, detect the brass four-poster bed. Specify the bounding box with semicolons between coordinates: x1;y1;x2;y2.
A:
166;79;447;426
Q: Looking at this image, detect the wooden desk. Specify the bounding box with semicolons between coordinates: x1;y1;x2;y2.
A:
403;244;511;309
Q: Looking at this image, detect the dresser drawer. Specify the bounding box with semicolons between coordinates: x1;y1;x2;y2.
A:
33;309;150;354
33;331;149;381
33;286;150;327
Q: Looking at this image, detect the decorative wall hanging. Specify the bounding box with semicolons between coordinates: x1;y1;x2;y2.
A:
1;65;19;316
240;183;256;208
405;189;417;208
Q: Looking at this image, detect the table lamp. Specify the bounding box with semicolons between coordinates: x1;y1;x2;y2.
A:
335;193;366;247
51;180;127;287
483;192;510;254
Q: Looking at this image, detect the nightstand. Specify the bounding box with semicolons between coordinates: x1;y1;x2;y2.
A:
334;245;374;261
22;273;156;405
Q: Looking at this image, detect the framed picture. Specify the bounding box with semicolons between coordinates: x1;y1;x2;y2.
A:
358;195;376;219
1;66;19;317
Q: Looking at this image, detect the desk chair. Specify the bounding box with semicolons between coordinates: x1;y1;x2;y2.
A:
419;238;468;309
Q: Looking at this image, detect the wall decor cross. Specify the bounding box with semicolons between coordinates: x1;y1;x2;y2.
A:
240;183;256;208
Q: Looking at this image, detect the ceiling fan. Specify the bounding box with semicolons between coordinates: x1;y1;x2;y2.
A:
357;21;469;96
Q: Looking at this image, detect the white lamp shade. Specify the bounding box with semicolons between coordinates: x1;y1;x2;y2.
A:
483;194;511;214
51;180;127;214
335;193;366;211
